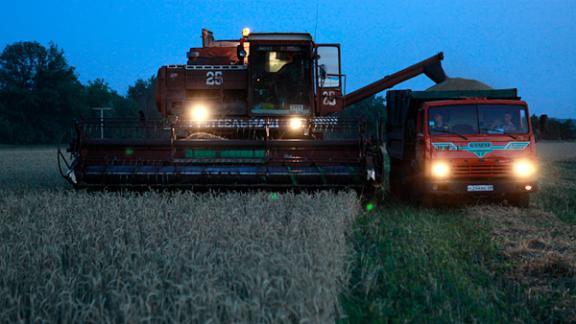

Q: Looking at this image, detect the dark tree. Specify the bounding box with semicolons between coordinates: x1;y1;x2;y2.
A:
539;114;549;135
560;119;575;140
128;75;159;119
337;95;386;137
0;41;86;143
85;78;114;109
536;114;576;140
84;78;138;119
530;114;541;140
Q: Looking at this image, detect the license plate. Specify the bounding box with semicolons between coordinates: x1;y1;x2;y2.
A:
467;185;494;192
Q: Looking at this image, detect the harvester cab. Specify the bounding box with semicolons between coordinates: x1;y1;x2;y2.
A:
157;31;345;124
60;28;447;191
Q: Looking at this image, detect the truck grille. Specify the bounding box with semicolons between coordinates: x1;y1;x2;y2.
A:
452;163;511;177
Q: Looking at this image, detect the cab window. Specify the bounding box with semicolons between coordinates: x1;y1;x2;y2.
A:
316;46;340;88
251;45;312;115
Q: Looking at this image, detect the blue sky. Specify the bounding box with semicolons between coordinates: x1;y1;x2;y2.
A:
1;0;574;118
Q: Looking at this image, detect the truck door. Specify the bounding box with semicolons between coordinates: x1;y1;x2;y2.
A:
315;44;343;115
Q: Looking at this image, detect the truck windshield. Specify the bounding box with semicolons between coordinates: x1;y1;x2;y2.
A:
429;104;529;135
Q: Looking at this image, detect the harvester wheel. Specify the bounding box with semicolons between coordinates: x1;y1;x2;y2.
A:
364;184;383;200
507;193;530;208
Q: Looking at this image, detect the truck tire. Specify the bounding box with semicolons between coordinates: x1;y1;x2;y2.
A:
421;193;438;208
507;193;530;208
389;158;407;200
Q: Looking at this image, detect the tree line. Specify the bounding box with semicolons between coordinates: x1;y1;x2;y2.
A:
0;41;157;144
531;114;576;140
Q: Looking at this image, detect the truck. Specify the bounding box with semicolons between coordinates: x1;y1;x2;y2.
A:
386;88;538;207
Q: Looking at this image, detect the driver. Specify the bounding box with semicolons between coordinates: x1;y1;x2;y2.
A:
431;112;448;131
492;112;517;132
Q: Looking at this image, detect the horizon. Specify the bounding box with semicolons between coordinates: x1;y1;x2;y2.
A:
1;0;574;118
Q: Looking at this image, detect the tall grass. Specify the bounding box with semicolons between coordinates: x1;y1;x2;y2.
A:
534;160;576;224
0;147;64;191
341;202;533;323
0;148;359;322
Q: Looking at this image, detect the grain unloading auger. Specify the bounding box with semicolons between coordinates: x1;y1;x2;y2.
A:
60;29;446;190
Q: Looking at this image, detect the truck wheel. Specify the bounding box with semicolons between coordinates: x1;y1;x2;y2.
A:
389;158;407;200
507;193;530;208
420;193;434;208
389;175;400;198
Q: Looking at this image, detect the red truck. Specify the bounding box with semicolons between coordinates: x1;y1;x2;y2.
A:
386;89;538;207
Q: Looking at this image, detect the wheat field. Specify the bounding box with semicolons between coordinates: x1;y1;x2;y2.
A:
0;147;359;323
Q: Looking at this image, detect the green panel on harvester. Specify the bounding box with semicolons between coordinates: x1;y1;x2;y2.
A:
220;150;266;158
185;149;216;158
184;149;266;159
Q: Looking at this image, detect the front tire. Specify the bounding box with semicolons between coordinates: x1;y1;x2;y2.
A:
421;193;439;208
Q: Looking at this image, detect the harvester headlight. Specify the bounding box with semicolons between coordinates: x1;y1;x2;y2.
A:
190;104;209;122
431;161;450;178
513;159;536;178
242;27;251;37
289;117;304;130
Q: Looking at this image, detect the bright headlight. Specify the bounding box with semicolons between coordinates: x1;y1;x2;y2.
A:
190;104;209;122
289;117;304;130
431;161;450;178
513;160;536;178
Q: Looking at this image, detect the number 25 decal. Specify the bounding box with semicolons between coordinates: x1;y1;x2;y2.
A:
322;91;337;106
206;71;223;85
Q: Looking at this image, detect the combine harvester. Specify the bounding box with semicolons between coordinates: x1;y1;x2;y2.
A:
59;28;447;192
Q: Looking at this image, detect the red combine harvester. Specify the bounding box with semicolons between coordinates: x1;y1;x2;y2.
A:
59;29;447;191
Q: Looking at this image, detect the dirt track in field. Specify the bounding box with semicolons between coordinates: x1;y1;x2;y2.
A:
465;142;576;322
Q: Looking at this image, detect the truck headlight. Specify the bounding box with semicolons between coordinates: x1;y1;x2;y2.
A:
431;161;450;178
190;104;209;122
513;159;536;178
289;117;304;130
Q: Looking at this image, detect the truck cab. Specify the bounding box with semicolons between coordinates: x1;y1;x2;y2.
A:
387;89;538;207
